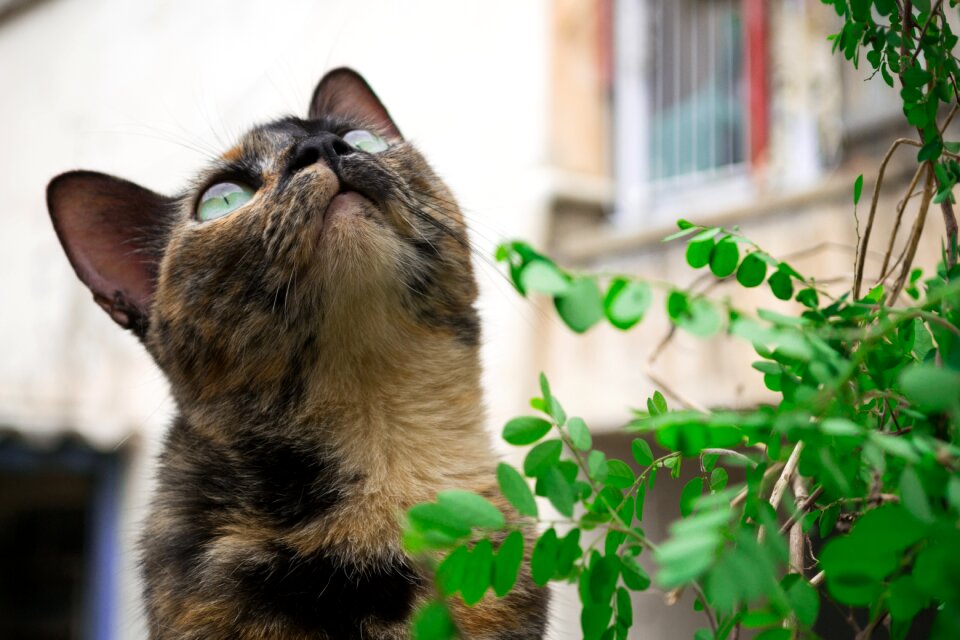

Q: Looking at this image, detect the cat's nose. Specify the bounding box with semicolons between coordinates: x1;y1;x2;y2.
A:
286;133;352;177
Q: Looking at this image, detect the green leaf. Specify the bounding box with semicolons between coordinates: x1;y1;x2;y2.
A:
680;477;704;517
523;439;563;477
460;540;493;605
899;365;960;411
899;466;934;523
631;439;654;466
853;173;864;205
588;450;609;483
492;530;524;597
411;601;457;640
436;545;470;596
902;63;933;88
555;528;583;576
736;253;768;287
548;395;567;427
666;290;688;320
581;603;613;640
567;417;592;451
652;391;668;413
819;505;840;538
918;138;943;163
539;372;552;404
589;555;621;603
677;298;723;337
531;528;559;585
605;459;636;489
663;226;699;242
690;226;722;242
616;587;633;627
686;237;715;269
796;287;819;308
520;260;570;295
503;416;553;445
654;530;720;587
621;554;652;591
542;466;576;517
709;237;740;278
408;503;472;539
889;575;927;622
820;418;863;438
604;278;652;330
782;574;820;626
497;463;538;517
437;490;505;530
768;267;794;300
555;277;604;333
710;468;728;492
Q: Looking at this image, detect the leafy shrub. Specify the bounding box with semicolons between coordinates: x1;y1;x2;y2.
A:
405;2;960;638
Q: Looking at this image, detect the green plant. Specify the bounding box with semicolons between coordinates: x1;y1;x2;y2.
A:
403;2;960;638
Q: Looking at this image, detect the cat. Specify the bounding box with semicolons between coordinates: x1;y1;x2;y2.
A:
47;68;548;639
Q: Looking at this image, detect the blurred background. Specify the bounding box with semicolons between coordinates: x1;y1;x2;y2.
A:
0;0;943;638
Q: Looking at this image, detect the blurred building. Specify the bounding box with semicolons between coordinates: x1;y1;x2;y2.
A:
0;0;940;638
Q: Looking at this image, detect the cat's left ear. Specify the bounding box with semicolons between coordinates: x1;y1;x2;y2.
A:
47;170;175;338
309;68;403;140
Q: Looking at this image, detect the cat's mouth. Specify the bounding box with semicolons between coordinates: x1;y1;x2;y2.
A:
325;189;366;220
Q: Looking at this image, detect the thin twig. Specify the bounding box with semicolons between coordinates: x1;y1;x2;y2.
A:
759;443;804;543
779;485;825;534
891;165;936;304
731;462;785;507
855;138;921;299
908;0;944;65
789;476;808;574
769;443;804;512
645;366;710;413
701;448;759;467
879;162;926;281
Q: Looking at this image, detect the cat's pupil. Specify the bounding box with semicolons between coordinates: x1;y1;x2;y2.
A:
197;181;254;222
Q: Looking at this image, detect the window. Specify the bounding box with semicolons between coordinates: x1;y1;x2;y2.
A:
614;0;768;226
0;437;121;640
649;0;746;181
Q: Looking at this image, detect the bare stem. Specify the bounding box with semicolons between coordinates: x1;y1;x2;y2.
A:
855;138;922;299
891;165;935;304
879;162;926;281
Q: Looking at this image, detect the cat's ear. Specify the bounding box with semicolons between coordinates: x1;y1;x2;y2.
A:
309;68;403;140
47;170;175;337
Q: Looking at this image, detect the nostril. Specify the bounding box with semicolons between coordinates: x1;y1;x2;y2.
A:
330;138;352;157
289;145;321;175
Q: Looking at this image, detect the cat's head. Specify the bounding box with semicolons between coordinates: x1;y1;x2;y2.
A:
48;69;479;407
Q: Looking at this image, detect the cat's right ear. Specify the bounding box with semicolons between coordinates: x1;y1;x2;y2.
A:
47;170;175;338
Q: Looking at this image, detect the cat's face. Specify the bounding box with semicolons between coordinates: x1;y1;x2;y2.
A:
48;69;479;409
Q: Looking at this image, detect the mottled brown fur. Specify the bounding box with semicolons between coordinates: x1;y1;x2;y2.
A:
47;69;548;638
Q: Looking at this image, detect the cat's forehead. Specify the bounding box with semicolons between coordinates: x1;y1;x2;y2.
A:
223;116;346;162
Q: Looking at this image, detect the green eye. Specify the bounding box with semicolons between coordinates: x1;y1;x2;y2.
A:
343;129;389;154
197;182;255;221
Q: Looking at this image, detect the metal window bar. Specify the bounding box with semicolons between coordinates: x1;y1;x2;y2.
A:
648;0;747;184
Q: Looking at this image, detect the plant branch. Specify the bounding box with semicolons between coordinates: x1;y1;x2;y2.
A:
779;485;825;535
891;164;935;304
855;138;921;299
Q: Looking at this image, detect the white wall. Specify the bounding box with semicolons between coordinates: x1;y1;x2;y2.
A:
0;1;550;636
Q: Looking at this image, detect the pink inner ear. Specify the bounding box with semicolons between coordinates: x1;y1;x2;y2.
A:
47;171;172;328
309;68;403;140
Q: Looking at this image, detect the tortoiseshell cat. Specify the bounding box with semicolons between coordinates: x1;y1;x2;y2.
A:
47;69;548;639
